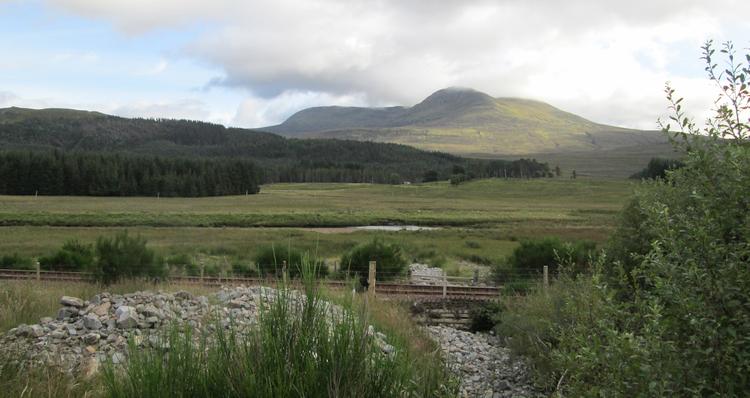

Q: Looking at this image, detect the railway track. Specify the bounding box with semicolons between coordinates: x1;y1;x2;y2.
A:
0;269;500;300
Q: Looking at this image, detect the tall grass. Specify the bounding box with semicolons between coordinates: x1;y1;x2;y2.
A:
102;262;457;397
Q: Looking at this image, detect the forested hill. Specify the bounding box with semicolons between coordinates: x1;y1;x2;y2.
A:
0;107;551;186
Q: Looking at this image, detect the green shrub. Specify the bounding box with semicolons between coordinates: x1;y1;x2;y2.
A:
492;238;595;283
254;245;326;277
0;253;33;270
232;262;259;277
39;239;94;271
341;239;407;281
469;301;503;333
94;231;165;285
498;41;750;396
464;240;481;249
165;253;199;276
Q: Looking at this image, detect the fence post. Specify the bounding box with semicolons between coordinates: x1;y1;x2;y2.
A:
368;261;376;298
200;263;205;286
543;265;549;290
36;260;40;281
442;273;447;298
473;269;479;286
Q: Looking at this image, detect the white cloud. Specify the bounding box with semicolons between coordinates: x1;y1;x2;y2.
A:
36;0;750;128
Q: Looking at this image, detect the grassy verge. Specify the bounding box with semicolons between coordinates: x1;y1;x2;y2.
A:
102;270;456;397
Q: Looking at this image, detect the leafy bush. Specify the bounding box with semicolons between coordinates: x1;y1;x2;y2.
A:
254;245;326;277
164;253;199;276
492;238;595;283
232;262;259;277
0;253;33;270
93;231;165;285
469;301;503;333
39;240;94;271
630;157;685;179
498;41;750;396
341;239;407;281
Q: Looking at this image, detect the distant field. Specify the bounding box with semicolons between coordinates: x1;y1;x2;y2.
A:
469;142;682;179
0;178;632;228
0;178;634;274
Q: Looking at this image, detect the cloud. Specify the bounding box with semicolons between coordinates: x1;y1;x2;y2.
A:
232;90;368;127
38;0;750;128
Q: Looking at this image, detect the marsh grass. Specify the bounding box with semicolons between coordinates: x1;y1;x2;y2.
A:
102;262;457;397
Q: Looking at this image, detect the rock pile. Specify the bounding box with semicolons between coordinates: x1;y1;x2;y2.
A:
409;263;445;285
1;286;395;377
427;325;542;398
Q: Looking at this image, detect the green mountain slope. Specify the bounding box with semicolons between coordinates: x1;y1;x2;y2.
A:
265;87;666;155
0;106;550;184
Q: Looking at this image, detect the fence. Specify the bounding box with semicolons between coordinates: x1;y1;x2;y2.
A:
0;263;552;300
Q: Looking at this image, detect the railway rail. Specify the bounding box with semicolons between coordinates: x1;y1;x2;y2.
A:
0;269;500;300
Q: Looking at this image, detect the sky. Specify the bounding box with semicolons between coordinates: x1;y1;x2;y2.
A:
0;0;748;130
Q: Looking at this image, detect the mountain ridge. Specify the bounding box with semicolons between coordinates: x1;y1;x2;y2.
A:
264;87;665;155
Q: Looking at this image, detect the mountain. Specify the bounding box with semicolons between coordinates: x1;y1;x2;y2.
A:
0;106;551;184
264;87;667;156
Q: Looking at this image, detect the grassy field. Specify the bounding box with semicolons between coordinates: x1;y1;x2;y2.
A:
0;178;634;275
0;178;632;227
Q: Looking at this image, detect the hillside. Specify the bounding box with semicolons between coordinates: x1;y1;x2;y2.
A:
0;106;550;184
265;87;667;156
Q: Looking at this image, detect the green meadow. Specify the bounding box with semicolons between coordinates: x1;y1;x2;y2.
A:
0;178;633;274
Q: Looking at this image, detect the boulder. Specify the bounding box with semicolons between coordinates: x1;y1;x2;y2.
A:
83;314;102;330
115;306;138;329
60;296;85;308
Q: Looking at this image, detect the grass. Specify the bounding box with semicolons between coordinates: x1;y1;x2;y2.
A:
103;274;456;397
0;179;630;276
0;271;456;396
0;179;631;228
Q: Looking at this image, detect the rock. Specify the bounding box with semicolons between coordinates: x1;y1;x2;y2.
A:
427;325;542;397
174;291;193;300
60;296;84;308
83;333;100;345
111;352;126;365
57;306;79;320
15;324;33;337
115;306;138;329
91;302;111;317
83;314;102;330
140;304;163;319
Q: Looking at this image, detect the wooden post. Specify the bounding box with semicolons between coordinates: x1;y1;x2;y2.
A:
442;273;447;298
543;265;549;290
368;261;376;297
473;269;479;286
35;260;40;281
200;263;205;286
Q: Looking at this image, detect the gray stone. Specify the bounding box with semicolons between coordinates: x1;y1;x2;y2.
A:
115;306;138;329
174;291;193;300
83;333;100;345
57;306;79;320
91;302;111;317
60;296;84;308
83;314;102;330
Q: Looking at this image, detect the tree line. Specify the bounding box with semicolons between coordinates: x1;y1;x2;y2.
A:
0;151;262;197
0;149;553;196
